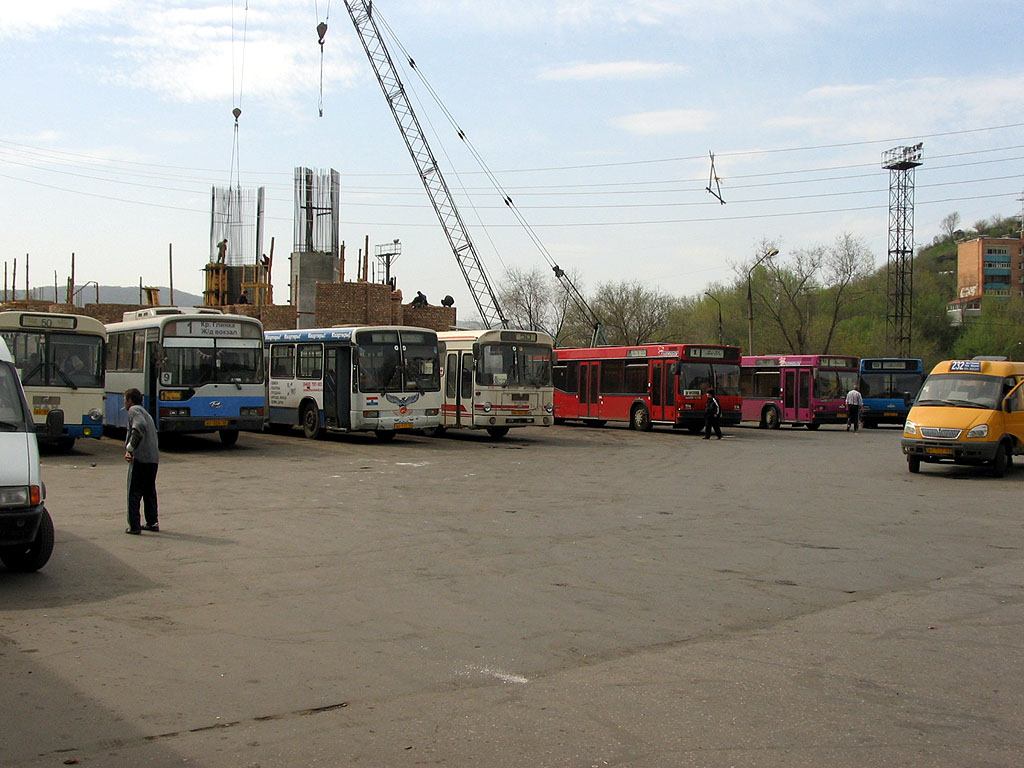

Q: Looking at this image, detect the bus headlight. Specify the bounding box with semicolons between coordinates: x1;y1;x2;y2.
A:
240;406;264;417
967;424;988;438
87;408;103;422
482;402;493;413
425;408;439;416
904;420;917;435
544;404;553;413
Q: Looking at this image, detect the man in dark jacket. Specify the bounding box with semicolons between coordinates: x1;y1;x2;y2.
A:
124;388;160;534
703;387;723;440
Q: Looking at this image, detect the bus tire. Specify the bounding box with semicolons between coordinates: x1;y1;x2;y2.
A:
630;406;652;432
421;425;446;437
301;403;322;440
56;437;76;452
486;426;510;439
686;422;703;434
0;508;54;573
806;423;821;431
761;406;781;430
863;420;878;429
991;441;1011;477
219;429;239;447
907;455;920;473
375;429;397;442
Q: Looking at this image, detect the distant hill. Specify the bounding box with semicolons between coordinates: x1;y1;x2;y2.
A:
16;285;204;307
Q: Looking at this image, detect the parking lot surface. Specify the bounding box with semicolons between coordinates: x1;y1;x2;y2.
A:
2;423;1023;767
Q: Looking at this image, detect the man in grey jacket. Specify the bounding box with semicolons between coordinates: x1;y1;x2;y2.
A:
124;388;160;534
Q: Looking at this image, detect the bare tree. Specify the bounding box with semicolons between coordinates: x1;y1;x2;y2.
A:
589;281;678;346
941;211;961;243
497;266;558;334
973;218;989;235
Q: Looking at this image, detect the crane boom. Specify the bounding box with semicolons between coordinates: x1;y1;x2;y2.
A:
343;1;507;328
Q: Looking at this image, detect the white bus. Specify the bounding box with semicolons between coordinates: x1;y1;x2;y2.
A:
104;307;265;446
435;329;554;438
0;311;106;450
264;326;442;441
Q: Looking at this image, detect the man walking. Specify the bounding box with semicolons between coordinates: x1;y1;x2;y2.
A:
124;388;160;534
703;387;723;440
845;384;864;432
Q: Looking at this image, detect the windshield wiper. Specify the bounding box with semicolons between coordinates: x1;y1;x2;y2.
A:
914;399;947;406
0;420;21;431
943;399;989;409
54;367;79;390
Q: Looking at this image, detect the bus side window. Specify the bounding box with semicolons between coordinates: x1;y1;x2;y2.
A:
446;353;458;399
460;353;474;400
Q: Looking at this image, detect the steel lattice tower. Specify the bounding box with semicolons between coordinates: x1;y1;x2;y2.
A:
882;143;923;357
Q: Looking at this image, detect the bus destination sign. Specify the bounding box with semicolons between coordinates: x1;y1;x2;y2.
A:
820;357;855;369
865;360;915;371
174;320;243;338
20;313;77;330
949;360;982;372
688;346;725;359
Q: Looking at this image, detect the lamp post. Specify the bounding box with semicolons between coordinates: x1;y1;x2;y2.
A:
746;247;778;354
704;291;723;345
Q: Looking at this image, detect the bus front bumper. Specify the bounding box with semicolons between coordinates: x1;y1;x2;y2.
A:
901;437;998;463
159;417;265;433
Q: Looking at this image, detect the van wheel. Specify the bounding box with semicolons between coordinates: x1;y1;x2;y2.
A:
991;442;1011;477
0;508;54;572
762;406;781;430
630;406;652;432
907;456;920;474
301;403;321;440
219;429;239;447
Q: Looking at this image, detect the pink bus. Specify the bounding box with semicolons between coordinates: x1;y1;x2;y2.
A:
740;354;860;429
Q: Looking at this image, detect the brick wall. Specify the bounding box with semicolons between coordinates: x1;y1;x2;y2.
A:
403;304;457;331
223;303;297;331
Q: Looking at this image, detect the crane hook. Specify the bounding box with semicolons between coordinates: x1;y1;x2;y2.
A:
317;22;328;46
232;107;242;124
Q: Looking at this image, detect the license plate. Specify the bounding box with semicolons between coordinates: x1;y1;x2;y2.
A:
205;419;229;427
512;409;529;415
928;446;954;456
884;411;898;417
394;422;413;429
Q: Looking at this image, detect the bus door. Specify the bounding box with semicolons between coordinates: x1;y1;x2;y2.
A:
458;352;475;426
782;368;812;423
578;362;600;417
649;360;671;421
147;339;160;422
323;345;352;430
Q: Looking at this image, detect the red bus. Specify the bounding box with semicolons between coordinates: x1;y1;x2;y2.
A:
740;354;859;429
553;344;742;432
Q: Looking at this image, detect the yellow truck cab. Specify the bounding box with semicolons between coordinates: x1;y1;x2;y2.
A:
902;358;1024;477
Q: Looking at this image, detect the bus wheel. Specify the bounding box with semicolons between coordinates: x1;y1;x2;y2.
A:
686;423;703;434
219;429;239;447
486;426;510;439
762;406;781;430
864;420;878;429
375;429;397;442
806;423;821;431
907;455;921;474
301;404;322;440
55;437;76;452
991;442;1011;477
0;508;54;572
630;406;652;432
421;425;446;438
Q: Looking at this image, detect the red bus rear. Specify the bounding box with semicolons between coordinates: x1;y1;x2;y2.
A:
553;344;742;432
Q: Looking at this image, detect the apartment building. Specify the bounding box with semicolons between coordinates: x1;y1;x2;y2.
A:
947;235;1024;324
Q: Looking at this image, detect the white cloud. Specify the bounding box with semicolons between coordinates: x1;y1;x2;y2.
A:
611;109;715;136
540;61;687;81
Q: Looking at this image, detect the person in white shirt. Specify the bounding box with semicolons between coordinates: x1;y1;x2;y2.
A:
845;385;864;432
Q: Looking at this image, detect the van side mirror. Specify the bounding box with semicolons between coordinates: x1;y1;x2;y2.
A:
1004;398;1012;413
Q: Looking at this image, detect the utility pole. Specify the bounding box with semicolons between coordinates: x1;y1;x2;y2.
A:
882;143;923;358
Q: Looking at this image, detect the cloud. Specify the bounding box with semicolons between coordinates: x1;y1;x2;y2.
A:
540;61;688;81
611;109;715;136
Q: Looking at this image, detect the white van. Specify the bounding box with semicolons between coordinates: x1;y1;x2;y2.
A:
0;338;52;572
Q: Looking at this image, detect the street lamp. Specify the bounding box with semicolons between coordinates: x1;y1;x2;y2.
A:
704;291;723;345
746;247;778;354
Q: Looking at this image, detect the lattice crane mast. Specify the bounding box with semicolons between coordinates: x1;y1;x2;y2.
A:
343;1;508;329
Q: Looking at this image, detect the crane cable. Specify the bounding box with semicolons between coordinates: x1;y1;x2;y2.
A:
230;0;249;190
315;1;331;116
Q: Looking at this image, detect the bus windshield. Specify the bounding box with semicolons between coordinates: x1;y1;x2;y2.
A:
476;343;552;387
861;371;924;400
678;362;740;395
712;363;741;396
814;370;858;399
1;330;104;389
400;331;441;392
915;373;1005;410
162;345;264;387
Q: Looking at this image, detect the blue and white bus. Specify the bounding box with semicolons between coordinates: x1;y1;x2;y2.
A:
264;326;441;441
0;311;106;450
858;357;925;428
104;307;265;446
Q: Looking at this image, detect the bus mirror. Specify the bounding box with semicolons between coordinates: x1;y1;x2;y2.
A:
668;362;678;375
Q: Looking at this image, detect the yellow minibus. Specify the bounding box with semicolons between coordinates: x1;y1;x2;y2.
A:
901;358;1024;476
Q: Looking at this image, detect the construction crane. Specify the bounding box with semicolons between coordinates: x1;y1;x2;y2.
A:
551;264;607;347
343;0;507;329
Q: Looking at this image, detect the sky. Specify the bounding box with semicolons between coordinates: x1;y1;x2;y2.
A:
2;0;1023;320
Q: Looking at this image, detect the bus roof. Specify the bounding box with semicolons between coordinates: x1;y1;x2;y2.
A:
438;328;554;345
106;311;262;333
264;325;437;343
556;343;741;362
929;359;1024;377
0;310;106;336
743;354;859;369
